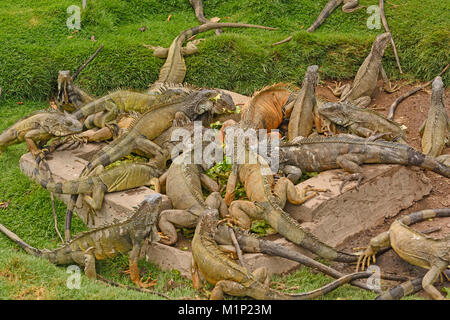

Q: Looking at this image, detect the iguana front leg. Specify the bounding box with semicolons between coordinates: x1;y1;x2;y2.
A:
356;230;391;271
224;171;238;206
273;177;326;207
128;242;155;288
158;209;198;245
200;173;220;192
228;200;265;230
379;65;399;93
135;136;164;159
335;153;365;192
24;130;48;158
191;258;203;290
422;260;448;300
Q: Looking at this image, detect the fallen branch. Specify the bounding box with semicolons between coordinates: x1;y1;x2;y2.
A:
71;44;104;80
271;36;293;46
96;274;172;300
387;63;449;119
379;0;402;74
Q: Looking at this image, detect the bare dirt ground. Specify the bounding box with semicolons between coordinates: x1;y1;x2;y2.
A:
317;79;450;298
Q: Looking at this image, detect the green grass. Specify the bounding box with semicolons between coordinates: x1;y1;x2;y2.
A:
0;0;443;300
0;0;448;101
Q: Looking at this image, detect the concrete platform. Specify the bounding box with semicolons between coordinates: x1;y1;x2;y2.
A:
19;142;432;278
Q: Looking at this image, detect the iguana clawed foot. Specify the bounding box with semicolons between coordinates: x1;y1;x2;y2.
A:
383;81;400;94
355;247;376;272
123;266;157;288
333;172;364;193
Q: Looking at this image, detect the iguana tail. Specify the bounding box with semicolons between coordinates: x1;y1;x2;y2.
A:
178;22;277;43
0;223;43;257
405;147;450;178
398;208;450;226
375;277;423;300
32;164;94;194
307;0;342;32
261;271;372;300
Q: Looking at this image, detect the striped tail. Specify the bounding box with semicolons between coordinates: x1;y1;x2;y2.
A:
0;223;42;257
398;208;450;226
375;277;423;300
406;147;450;178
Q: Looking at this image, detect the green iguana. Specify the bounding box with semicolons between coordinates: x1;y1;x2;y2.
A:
317;101;407;143
157;149;229;245
0;109;83;157
145;22;277;92
33;160;163;241
224;146;358;263
329;33;398;107
71;83;200;130
79;89;234;177
419;76;449;157
278;135;450;192
189;0;222;35
307;0;361;33
0;194;162;288
191;209;373;300
356;208;450;300
56;70;94;112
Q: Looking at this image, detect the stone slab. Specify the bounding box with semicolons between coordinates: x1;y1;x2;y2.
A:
284;165;432;247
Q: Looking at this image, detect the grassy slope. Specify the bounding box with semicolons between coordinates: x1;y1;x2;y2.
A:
0;0;445;299
0;0;448;101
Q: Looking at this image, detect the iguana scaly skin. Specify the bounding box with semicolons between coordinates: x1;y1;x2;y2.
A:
33;160;163;241
0;109;82;157
72;84;197;129
80;89;234;177
56;70;94;112
158;150;228;245
278;135;450;191
330;33;398;107
191;210;372;300
213;224;376;292
307;0;360;33
420;77;449;157
224;147;357;263
288;65;320;140
357;208;450;300
318;101;407;143
0;194;162;288
146;22;276;92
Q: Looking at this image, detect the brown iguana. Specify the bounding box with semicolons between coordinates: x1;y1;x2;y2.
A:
356;208;450;300
32;160;163;241
307;0;361;33
0;109;83;157
157;149;229;245
278;135;450;192
191;209;373;300
420;76;449;157
224;146;359;263
287;65;323;140
0;194;162;288
145;22;276;92
329;33;398;107
56;70;94;112
317;101;407;143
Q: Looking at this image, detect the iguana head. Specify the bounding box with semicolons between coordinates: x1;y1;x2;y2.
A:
133;193;163;242
48;111;83;136
372;32;391;57
56;70;75;112
317;102;353;126
303;65;319;87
